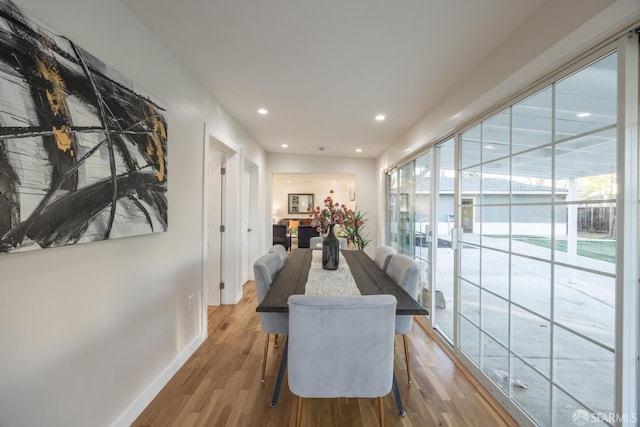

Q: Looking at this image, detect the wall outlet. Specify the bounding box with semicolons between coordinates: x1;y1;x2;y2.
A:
188;294;194;312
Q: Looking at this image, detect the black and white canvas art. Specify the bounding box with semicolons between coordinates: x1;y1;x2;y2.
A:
0;0;168;255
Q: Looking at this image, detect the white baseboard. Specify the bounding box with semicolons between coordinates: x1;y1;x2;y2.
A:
110;332;207;427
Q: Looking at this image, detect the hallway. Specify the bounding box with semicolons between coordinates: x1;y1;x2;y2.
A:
133;284;516;426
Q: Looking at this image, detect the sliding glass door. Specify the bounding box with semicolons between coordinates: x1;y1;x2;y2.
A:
458;50;619;426
383;32;638;426
433;139;455;342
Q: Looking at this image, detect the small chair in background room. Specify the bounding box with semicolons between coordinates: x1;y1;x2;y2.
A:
254;253;288;383
374;245;396;272
272;224;290;252
386;254;420;385
287;295;398;427
297;225;319;248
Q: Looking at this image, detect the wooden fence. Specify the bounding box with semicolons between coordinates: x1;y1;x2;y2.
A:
577;206;615;234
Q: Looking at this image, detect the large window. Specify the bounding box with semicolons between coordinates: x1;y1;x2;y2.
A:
414;152;431;310
397;163;415;256
434;140;456;341
458;52;618;426
384;36;639;426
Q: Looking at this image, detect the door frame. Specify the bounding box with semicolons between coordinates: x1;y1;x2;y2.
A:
201;123;261;328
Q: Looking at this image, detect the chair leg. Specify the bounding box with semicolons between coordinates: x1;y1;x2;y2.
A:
270;338;289;407
261;333;270;383
274;334;279;348
402;334;412;385
378;396;385;427
392;374;406;416
296;396;303;427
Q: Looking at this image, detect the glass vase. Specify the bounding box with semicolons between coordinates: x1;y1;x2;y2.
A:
322;224;340;270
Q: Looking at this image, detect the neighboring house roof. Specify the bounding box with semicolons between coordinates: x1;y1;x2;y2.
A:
416;176;568;194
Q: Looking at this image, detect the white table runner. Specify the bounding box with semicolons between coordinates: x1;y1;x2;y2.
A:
304;250;361;296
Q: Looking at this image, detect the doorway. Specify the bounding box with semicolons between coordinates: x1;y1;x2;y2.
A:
203;130;260;311
206;140;233;306
241;160;259;285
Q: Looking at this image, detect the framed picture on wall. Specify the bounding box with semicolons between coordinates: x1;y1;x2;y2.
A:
0;0;168;255
288;193;314;214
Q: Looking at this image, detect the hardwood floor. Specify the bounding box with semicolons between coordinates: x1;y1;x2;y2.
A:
132;283;518;427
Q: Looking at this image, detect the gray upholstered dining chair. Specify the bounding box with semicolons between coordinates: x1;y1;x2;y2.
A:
268;244;288;267
254;253;288;383
386;254;420;385
374;245;396;271
309;236;348;250
287;294;397;427
309;236;323;249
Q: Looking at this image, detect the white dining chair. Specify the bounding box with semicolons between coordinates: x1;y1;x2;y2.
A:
287;294;397;427
268;244;288;267
374;245;396;271
338;237;348;249
310;236;348;250
309;236;323;249
254;253;288;382
386;254;420;384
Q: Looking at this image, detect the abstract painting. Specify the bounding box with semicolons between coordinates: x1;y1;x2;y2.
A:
0;0;168;255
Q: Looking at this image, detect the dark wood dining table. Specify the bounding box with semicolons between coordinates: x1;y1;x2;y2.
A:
257;249;429;315
256;249;429;413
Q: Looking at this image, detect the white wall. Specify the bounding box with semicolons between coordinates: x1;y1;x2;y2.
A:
0;1;266;426
267;153;377;257
272;178;356;223
375;0;640;245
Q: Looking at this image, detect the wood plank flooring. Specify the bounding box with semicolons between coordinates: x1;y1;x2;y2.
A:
132;283;518;427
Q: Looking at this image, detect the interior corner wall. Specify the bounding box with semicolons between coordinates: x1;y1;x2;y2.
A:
272;179;355;223
0;1;266;426
266;153;377;257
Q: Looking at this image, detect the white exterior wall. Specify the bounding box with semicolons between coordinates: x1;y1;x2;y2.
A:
0;1;266;426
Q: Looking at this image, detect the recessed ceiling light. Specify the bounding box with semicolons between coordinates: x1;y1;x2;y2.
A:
576;112;591;118
355;148;362;153
258;108;268;115
281;144;288;148
484;144;495;150
375;114;386;121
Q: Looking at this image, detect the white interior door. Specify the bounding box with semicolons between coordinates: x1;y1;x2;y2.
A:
207;149;224;306
240;170;250;284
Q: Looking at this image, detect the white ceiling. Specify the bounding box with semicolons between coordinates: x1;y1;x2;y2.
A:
121;0;551;158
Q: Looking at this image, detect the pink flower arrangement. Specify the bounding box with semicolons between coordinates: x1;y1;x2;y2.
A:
308;190;348;231
308;190;370;250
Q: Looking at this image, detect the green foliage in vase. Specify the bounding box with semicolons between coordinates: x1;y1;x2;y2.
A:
339;210;371;251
